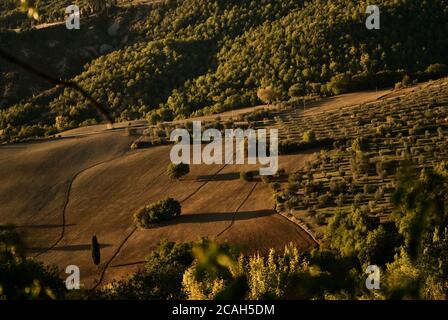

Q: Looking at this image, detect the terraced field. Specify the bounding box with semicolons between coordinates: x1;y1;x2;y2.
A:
262;79;448;240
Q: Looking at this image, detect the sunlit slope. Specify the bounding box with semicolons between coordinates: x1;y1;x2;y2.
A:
0;88;400;287
0;132;134;252
0;132;316;288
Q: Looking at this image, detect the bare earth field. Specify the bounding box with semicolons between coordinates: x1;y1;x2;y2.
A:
0;88;406;288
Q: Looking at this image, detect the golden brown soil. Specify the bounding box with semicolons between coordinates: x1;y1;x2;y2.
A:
0;89;399;288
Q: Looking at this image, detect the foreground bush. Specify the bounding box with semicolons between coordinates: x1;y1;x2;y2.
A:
0;229;65;299
134;198;182;228
102;240;193;300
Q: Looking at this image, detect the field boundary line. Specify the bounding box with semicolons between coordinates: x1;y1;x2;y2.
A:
33;151;129;258
216;182;258;238
92;161;230;289
277;211;320;247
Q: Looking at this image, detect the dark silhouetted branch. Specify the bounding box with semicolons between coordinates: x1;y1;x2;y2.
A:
0;48;114;124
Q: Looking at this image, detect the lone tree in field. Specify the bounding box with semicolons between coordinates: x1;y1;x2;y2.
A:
91;235;101;266
134;197;182;228
167;163;190;180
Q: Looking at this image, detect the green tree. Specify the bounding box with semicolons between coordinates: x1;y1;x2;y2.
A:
182;239;247;300
257;86;280;104
288;83;304;99
91;235;101;266
102;240;193;299
302;130;316;144
425;63;448;78
325;208;380;261
167;163;190;180
134;197;182;228
392;164;448;260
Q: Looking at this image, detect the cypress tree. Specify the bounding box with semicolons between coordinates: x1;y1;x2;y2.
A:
91;235;101;266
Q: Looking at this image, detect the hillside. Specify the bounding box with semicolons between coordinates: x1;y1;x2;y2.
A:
1;0;448;301
1;77;447;296
0;124;317;288
2;0;448;143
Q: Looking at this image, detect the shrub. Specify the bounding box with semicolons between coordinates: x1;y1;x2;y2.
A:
329;178;347;195
167;163;190;180
425;63;448;79
257;86;281;104
327;73;351;95
302;130;316;143
270;182;281;191
376;125;388;136
335;194;345;207
131;140;152;150
364;184;377;195
103;240;193;299
277;168;286;175
288;83;304;99
351;137;368;152
288;173;302;184
134;198;182;228
314;212;327;226
317;193;332;208
353;193;364;207
401;75;413;87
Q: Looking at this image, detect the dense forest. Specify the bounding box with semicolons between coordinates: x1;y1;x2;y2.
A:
1;0;448;141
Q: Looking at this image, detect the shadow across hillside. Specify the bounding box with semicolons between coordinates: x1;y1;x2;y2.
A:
15;223;76;229
197;172;240;181
163;209;273;226
27;243;112;253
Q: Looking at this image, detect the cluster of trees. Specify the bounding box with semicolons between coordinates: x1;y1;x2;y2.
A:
3;0;448;142
134;197;182;228
159;0;448;116
49;39;214;131
102;240;194;299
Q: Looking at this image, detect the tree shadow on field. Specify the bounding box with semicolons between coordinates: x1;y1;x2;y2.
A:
27;243;112;252
163;210;273;226
197;172;240;181
16;223;76;229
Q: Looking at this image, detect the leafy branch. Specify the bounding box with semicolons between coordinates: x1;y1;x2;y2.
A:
0;48;114;124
